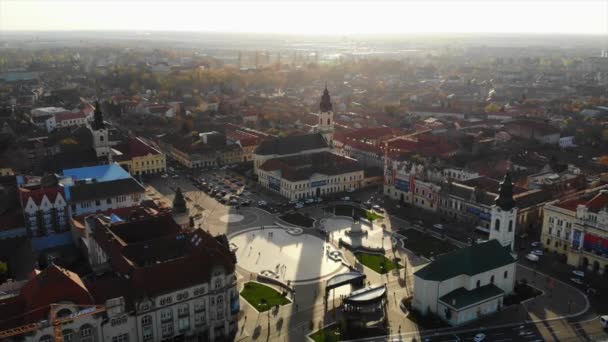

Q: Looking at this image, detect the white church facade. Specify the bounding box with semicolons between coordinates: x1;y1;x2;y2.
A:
412;173;518;326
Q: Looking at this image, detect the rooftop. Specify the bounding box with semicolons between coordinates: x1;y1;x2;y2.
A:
259;151;362;182
254;133;328;156
63;163;131;182
414;240;515;282
439;284;504;310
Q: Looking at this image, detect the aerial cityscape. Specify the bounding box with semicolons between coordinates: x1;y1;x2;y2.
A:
1;1;608;341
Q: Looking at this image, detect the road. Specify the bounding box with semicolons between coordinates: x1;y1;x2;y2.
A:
145;165;607;342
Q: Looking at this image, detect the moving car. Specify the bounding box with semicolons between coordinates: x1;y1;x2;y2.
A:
531;241;542;247
572;270;585;278
571;278;584;285
525;253;539;262
600;315;608;329
531;249;544;256
473;333;486;342
258;200;268;207
433;223;444;230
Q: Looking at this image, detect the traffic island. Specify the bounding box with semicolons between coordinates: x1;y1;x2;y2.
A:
355;252;402;274
240;282;291;312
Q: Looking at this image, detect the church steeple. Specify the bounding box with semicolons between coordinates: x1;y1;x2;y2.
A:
92;101;105;131
320;84;333;112
495;172;516;211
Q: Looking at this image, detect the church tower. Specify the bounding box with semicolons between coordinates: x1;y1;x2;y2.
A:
490;173;517;251
318;85;334;146
90;101;110;159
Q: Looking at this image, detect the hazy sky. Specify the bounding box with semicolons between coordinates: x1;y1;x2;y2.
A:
1;0;607;35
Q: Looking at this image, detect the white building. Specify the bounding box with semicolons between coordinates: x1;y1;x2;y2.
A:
412;174;518;326
257;151;364;200
61;163;146;216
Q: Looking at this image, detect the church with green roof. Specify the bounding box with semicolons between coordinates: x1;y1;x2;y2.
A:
412;173;518;326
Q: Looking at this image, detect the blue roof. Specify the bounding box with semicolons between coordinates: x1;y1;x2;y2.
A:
63;163;131;182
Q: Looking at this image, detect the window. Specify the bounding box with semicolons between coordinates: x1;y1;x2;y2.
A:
40;336;53;342
504;270;508;279
95;200;101;206
106;198;112;204
194;301;206;313
161;323;174;338
490;275;495;284
178;304;189;317
508;220;513;232
214;278;223;289
195;313;206;327
141;315;152;326
178;317;190;331
80;327;92;338
142;326;153;341
546;238;551;245
476;280;480;288
494;219;500;231
112;334;129;342
161;309;173;322
217;295;224;306
63;330;74;342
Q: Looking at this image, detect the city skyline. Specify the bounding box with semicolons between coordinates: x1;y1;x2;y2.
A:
2;0;608;35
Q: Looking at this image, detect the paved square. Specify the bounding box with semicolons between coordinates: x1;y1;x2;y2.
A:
321;217;390;250
230;228;346;283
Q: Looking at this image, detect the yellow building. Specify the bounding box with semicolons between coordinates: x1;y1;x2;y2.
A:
0;167;15;176
113;137;166;176
541;185;608;275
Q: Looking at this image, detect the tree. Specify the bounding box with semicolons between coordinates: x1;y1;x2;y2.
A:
173;188;187;214
0;261;8;283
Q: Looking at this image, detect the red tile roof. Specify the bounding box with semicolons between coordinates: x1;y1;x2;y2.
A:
55;111;87;123
0;264;94;330
19;186;64;207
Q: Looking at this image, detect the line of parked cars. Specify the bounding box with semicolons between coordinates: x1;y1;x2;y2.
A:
189;174;252;208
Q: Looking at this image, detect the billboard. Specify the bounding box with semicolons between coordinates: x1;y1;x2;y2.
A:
268;176;281;192
583;234;608;255
395;178;410;192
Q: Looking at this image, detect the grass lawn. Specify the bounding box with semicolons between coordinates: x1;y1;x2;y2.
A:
355;252;402;274
310;324;342;342
400;229;457;259
365;210;383;221
240;282;291;312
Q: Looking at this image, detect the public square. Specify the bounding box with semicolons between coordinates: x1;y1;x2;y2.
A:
230;227;346;284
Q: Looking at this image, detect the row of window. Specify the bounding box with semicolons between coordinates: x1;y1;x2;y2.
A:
548;217;572;228
73;194;139;211
475;270;509;289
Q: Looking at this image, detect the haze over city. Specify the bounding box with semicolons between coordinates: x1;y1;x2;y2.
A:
2;1;608;342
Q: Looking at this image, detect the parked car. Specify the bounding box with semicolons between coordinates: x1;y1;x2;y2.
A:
363;201;372;209
433;223;444;230
346;188;355;193
372;204;383;212
161;174;169;179
295;203;304;209
340;196;351;201
315;197;323;203
531;241;542;247
473;333;486;342
171;174;179;179
531;249;544;256
571;278;584;285
600;315;608;329
258;200;268;207
525;253;539;262
305;198;315;204
572;270;585;277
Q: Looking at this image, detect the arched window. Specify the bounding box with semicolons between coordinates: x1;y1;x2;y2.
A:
62;329;75;342
504;270;508;279
79;324;93;342
476;280;480;288
494;219;500;231
56;308;72;318
508;220;513;232
490;275;495;284
327;118;331;125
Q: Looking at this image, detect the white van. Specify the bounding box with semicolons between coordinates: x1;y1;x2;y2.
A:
600;315;608;329
526;253;539;262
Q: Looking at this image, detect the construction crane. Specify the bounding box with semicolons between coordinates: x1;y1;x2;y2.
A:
0;304;105;341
